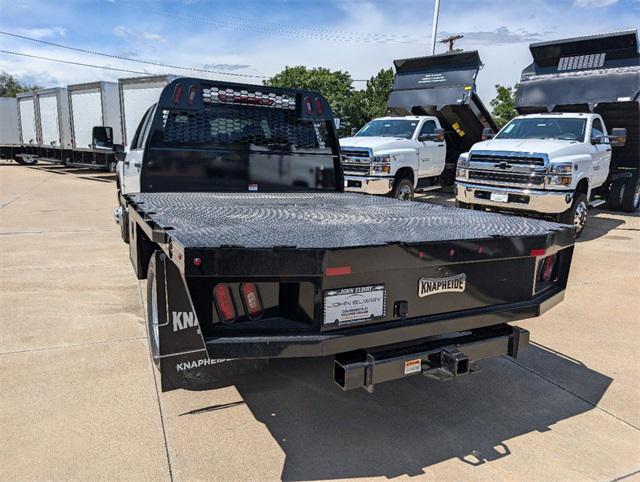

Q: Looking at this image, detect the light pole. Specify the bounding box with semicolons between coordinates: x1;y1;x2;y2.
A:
430;0;441;55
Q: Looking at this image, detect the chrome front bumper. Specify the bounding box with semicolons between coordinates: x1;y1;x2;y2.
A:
344;175;394;195
455;181;573;214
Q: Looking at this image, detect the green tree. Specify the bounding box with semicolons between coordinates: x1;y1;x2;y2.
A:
344;68;394;134
0;71;39;97
490;84;519;128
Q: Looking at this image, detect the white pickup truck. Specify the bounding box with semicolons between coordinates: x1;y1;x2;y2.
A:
340;116;446;199
455;113;627;234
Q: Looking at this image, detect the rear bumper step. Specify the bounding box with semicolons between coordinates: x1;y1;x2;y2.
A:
334;325;529;392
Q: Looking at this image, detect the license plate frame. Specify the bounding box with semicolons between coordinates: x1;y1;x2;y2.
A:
323;285;386;325
490;191;509;203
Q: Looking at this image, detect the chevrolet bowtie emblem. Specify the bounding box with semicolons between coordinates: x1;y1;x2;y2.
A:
495;162;511;169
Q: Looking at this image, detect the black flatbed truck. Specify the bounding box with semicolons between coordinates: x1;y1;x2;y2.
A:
117;78;575;392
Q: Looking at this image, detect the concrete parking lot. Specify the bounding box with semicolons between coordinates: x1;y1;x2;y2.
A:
1;161;639;481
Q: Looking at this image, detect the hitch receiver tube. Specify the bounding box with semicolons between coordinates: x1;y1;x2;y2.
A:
334;325;529;392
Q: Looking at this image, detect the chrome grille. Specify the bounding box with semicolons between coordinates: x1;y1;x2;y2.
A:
342;163;371;175
469;170;545;186
470;153;546;166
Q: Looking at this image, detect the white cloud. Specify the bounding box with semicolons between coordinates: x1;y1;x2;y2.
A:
113;26;167;44
573;0;619;7
16;27;66;39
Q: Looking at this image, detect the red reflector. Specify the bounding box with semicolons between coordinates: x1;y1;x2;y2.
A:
187;85;197;105
213;284;236;323
530;248;546;257
172;84;184;104
314;98;324;116
303;96;313;115
325;266;352;276
540;254;557;282
240;283;263;318
192;257;202;267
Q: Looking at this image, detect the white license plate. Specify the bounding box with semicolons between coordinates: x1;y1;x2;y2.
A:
490;192;509;203
323;285;385;325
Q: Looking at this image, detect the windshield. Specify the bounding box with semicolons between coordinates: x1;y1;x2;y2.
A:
496;117;587;141
355;119;418;139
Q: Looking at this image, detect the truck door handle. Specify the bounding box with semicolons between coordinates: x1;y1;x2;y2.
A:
133;162;141;168
123;161;130;166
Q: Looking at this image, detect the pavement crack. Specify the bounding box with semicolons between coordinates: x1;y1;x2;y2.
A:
609;469;640;482
505;357;640;432
0;175;52;210
0;336;147;356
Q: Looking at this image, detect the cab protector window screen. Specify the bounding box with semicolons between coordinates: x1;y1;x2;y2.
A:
160;104;330;152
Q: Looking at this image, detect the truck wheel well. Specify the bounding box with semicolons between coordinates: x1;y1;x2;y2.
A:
576;178;589;196
395;167;414;184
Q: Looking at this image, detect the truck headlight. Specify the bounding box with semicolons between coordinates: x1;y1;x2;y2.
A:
547;162;573;186
550;162;573;174
373;155;392;163
457;155;470;168
456;168;468;180
372;154;392;174
373;164;391;173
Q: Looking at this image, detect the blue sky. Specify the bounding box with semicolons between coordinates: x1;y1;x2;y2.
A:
0;0;638;103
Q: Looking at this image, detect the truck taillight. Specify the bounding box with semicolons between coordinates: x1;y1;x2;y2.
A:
304;96;313;115
240;283;263;319
172;84;184;104
214;284;236;323
187;85;197;106
539;254;557;282
314;98;324;116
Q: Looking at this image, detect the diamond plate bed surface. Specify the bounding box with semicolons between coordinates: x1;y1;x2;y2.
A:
128;192;569;249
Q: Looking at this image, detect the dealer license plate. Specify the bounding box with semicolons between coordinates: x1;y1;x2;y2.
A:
323;285;386;325
490;192;509;203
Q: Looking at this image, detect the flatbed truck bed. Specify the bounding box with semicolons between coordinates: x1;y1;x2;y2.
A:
117;78;576;393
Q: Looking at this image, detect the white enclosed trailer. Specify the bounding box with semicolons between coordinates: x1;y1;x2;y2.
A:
16;92;38;145
68;81;122;149
119;75;174;148
36;87;72;150
0;97;20;147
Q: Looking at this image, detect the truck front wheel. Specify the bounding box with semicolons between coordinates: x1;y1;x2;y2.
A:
558;193;588;237
390;178;414;200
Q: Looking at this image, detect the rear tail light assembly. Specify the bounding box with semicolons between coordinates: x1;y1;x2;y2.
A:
240;283;263;319
213;282;264;323
187;85;198;105
539;254;558;282
213;283;236;324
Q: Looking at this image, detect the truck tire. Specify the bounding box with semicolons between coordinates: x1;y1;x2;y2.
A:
621;175;640;212
390;178;414;200
146;253;165;369
607;180;624;211
558;193;588;237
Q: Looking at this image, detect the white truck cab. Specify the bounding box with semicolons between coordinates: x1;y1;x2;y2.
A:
340;116;446;199
455;112;626;234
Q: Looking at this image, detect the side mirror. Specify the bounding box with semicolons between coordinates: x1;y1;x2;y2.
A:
91;126;114;150
609;128;627;147
482;127;495;141
419;128;445;142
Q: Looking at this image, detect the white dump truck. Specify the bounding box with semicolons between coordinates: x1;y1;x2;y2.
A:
455;30;639;234
340;51;497;200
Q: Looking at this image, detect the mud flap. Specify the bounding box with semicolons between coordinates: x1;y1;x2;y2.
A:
149;252;267;392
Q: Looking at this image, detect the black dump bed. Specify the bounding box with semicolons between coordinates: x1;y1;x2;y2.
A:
516;30;640;170
387;51;498;170
129;192;567;249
